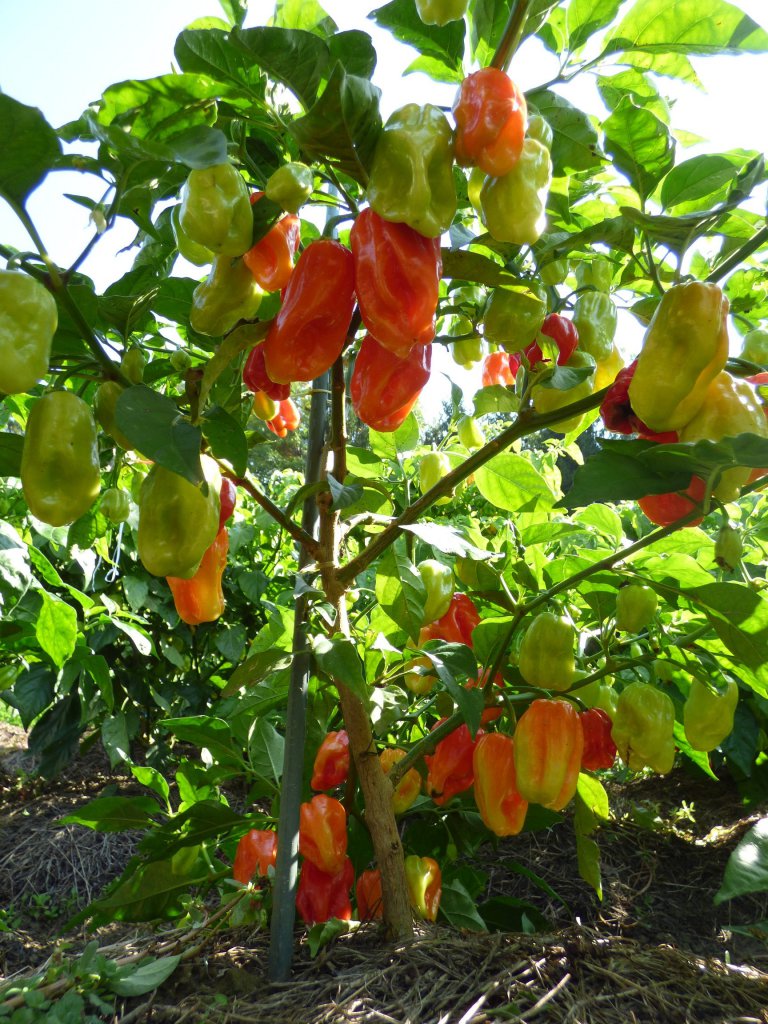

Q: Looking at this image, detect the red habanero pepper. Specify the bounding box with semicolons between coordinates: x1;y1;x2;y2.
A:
350;333;432;432
233;829;278;885
355;868;384;921
167;527;228;626
266;397;300;438
219;478;237;529
351;208;442;358
296;856;354;924
513;699;583;811
263;239;355;383
472;732;528;836
243;344;291;401
425;592;481;647
310;730;350;791
425;720;483;805
299;793;347;874
242;192;301;292
599;359;677;440
453;68;527;178
525;314;579;367
481;351;517;387
579;708;617;771
637;476;706;528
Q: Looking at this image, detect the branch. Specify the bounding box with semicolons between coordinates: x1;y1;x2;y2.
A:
706;225;768;285
490;0;535;72
232;472;321;559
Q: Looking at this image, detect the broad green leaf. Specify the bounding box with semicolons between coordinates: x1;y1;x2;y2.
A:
0;519;32;607
200;323;269;410
233;26;330;107
575;831;603;899
423;641;483;735
60;796;162;832
439;878;488;931
369;0;465;83
201;406;248;476
132;765;171;804
673;721;718;779
36;592;78;668
174;28;266;96
473;385;520;416
312;634;370;705
474;452;554;513
527;90;603;175
400;522;496;560
101;714;130;767
329;30;378;79
0;433;24;478
660;153;756;210
375;542;426;642
139;800;248;857
685;583;768;677
327;473;364;509
605;0;768;57
272;0;337;34
597;68;670;123
109;956;181;998
163;716;245;768
566;0;623;51
0;94;61;206
248;718;284;783
307;919;355;956
603;96;675;199
478;896;549;933
575;775;610;834
715;818;768;904
115;386;203;485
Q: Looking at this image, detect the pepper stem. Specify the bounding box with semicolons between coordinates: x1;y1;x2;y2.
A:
490;0;535;72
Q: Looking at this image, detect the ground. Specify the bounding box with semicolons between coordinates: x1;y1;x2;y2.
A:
1;722;767;1023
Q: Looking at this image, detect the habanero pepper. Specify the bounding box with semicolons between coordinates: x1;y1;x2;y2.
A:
482;282;547;352
479;137;552;247
404;855;441;921
472;732;528;837
419;450;452;505
417;559;455;626
242;344;291;402
637;476;707;528
179;162;253;258
594;344;625;393
425;721;483;805
350;332;432;432
265;162;313;214
456;414;486;451
425;592;481;647
0;270;57;395
611;682;675;774
296;856;354;925
453;68;527;178
518;611;576;693
101;487;131;525
579;709;617;771
740;328;768;366
481;351;517;388
171;204;213;266
572;291;617;363
714;523;743;571
266;397;300;438
93;381;134;451
615;584;658;633
243;192;301;292
167;526;229;626
233;829;278;885
415;0;469;25
299;793;347;875
219;478;237;529
355;868;383;921
380;748;422;814
252;392;279;422
531;350;596;435
525;313;579;367
310;730;350;791
513;699;583;811
683;678;739;752
189;254;263;337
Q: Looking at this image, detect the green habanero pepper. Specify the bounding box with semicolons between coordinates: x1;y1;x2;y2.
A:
418;559;455;625
0;270;58;395
101;487;131;524
367;103;457;239
138;457;221;579
170;349;192;374
419;451;452;505
456;414;485;450
479;138;552;247
539;258;568;286
683;678;739;752
572;291;617;363
482;282;547;352
611;681;675;774
526;114;553;150
739;328;768;366
179;163;253;258
21;391;101;527
171;204;213;266
518;611;576;692
415;0;469;25
575;258;614;294
615;584;658;633
120;347;146;385
94;381;133;451
714;523;743;571
190;255;263;337
265;162;313;213
531;350;596;434
452;335;484;368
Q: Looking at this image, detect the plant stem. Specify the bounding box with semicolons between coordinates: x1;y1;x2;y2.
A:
490;0;535;71
233;473;321;560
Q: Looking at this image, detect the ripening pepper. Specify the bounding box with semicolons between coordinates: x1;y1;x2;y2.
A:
615;584;658;633
594;344;625;392
179;163;253;257
539;258;569;286
513;699;583;810
575;258;614;294
120;347;146;385
21;392;101;527
531;350;596;434
171;205;213;266
518;611;576;692
419;450;452;505
351;208;442;358
426;592;481;647
170;348;192;374
679;371;768;502
714;523;742;571
415;0;468;24
252;391;279;421
266;397;300;438
453;68;527;178
167;526;228;626
233;829;278;885
138;457;221;579
638;476;706;528
611;681;675;774
243;193;301;292
580;680;619;720
481;351;517;388
452;335;484;369
242;344;291;402
265;161;313;213
479;138;552;246
683;678;739;752
263;239;355;383
190;255;263;337
101;487;131;525
579;709;617;771
418;559;455;625
425;721;482;805
404;645;437;696
525;313;579;367
526;114;553;150
572;292;617;363
482;283;547;352
219;478;236;528
628;281;729;432
299;794;347;875
380;747;421;814
94;381;134;450
367;104;457;239
296;856;354;924
740;328;768;366
0;270;57;395
457;415;485;451
311;730;350;791
404;855;441;921
350;333;432;432
355;868;383;920
472;733;528;836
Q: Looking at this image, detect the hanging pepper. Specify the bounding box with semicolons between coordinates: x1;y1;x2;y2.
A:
599;360;676;440
457;415;485;451
525;313;579;367
417;559;455;625
355;868;383;920
262;239;355;383
350;333;432;432
219;478;236;528
678;370;768;502
472;733;528;836
179;163;253;257
479;138;552;246
310;730;350;791
242;344;291;402
380;748;422;814
299;794;347;875
453;68;527;178
594;344;625;393
526;114;553;150
580;680;619;720
714;523;743;571
572;292;617;363
367;104;457;238
351;208;442;358
740;328;768;366
253;392;279;421
452;336;484;369
424;592;481;647
628;281;730;432
611;682;676;774
419;450;452;505
482;282;547;352
120;347;145;385
575;258;614;293
0;270;57;395
481;351;517;388
296;856;354;924
243;193;301;292
190;255;263;337
415;0;469;25
683;679;739;752
638;476;706;528
138;457;221;579
425;721;482;805
171;204;213;266
579;709;617;771
266;397;300;437
101;487;131;525
21;392;101;527
539;258;568;286
615;584;658;633
531;350;596;434
513;699;583;810
265;162;313;213
233;829;278;885
404;855;441;921
93;381;134;450
518;611;576;693
167;526;229;626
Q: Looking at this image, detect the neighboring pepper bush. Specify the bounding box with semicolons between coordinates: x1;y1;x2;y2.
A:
415;0;468;24
479;138;552;246
233;829;278;885
472;733;528;836
417;559;455;626
351;208;442;357
380;748;421;815
298;794;347;875
513;699;583;811
179;163;253;257
425;721;482;805
190;255;263;337
356;868;383;920
296;857;354;924
628;281;730;432
572;291;617;363
611;682;676;774
518;611;576;692
404;855;441;921
683;679;739;752
263;239;355;383
21;391;101;527
167;527;229;626
350;333;432;432
93;381;134;450
243;192;301;292
453;68;527;177
0;270;58;395
367;103;457;238
310;731;350;791
265;161;313;213
101;487;131;525
615;584;658;633
579;709;617;771
482;283;547;351
242;344;291;401
266;397;300;438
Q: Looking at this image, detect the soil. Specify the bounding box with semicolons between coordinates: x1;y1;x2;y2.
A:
1;722;767;1023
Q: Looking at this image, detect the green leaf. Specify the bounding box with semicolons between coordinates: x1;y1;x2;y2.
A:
329;30;378;79
163;716;245;768
597;68;670;123
423;641;483;736
575;774;610;833
0;519;32;608
478;895;549;933
59;796;161;832
115;385;203;486
605;0;768;57
603;96;675;199
174;28;266;96
715;818;768;904
660;153;756;210
307;918;355;956
36;592;78;668
575;832;603;899
473;385;520;416
201;406;248;476
140;800;248;858
233;25;330;108
673;720;718;779
200;324;269;411
101;714;130;767
369;0;465;83
558;439;696;508
439;878;488;931
272;0;337;34
527;90;603;175
312;634;370;705
375;542;426;642
566;0;623;51
474;452;554;513
248;718;284;784
0;433;24;477
109;955;181;997
327;474;364;509
0;94;61;206
400;523;496;560
685;583;768;679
